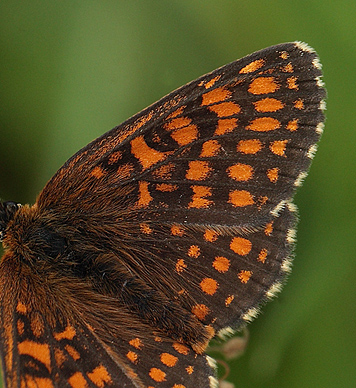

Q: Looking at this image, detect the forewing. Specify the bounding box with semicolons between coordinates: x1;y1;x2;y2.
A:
37;42;325;222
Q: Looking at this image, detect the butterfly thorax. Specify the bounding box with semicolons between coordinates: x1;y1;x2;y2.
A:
0;203;67;263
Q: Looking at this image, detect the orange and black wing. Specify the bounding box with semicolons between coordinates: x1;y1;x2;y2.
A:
2;42;326;387
36;41;325;333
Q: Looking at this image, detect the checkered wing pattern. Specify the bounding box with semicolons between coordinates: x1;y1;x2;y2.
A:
1;42;325;388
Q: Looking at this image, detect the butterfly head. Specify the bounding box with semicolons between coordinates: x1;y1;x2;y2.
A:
0;201;22;243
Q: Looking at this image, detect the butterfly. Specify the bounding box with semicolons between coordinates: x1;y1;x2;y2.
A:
0;42;325;388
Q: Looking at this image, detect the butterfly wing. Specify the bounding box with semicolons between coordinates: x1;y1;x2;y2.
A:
3;41;325;387
38;41;324;223
37;41;325;329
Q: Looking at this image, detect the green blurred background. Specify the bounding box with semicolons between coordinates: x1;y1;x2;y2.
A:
0;1;355;387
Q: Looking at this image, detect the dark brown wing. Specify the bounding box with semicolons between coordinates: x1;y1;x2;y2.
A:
26;41;325;385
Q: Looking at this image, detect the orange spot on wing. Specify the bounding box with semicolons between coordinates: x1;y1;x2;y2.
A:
200;75;221;89
129;338;142;349
294;99;304;109
126;351;138;364
171;125;198;146
31;313;44;338
87;365;112;387
91;166;105;179
209;102;241;117
186;161;211;181
188;186;212;209
191;304;210;320
155;336;163;342
265;222;273;236
137;181;153;208
131;136;167;169
239;58;265;73
200;278;218;295
229;190;254;207
172;342;190;355
258;195;268;209
23;377;54;388
200;139;221;157
18;341;51;371
54;325;76;341
230;237;252;256
282;63;294;72
238;270;252;283
225;295;234;306
215;118;238;135
140;223;152;234
149;368;166;382
287;76;298;89
204;229;218;242
68;372;87;388
160;353;178;367
287;119;299;131
171;225;184;236
254;98;284;112
201;87;231;105
16;301;27;314
188;245;200;258
267;167;279;183
248;77;280;94
213;256;230;273
227;163;253;181
270;140;288;156
280;51;289;59
167;106;185;119
166;116;192;130
176;259;187;273
156;183;178;192
258;248;268;263
237;139;263;154
186;366;194;375
247;117;281;132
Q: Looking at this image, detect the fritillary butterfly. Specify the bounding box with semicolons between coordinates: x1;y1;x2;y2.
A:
0;42;325;388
